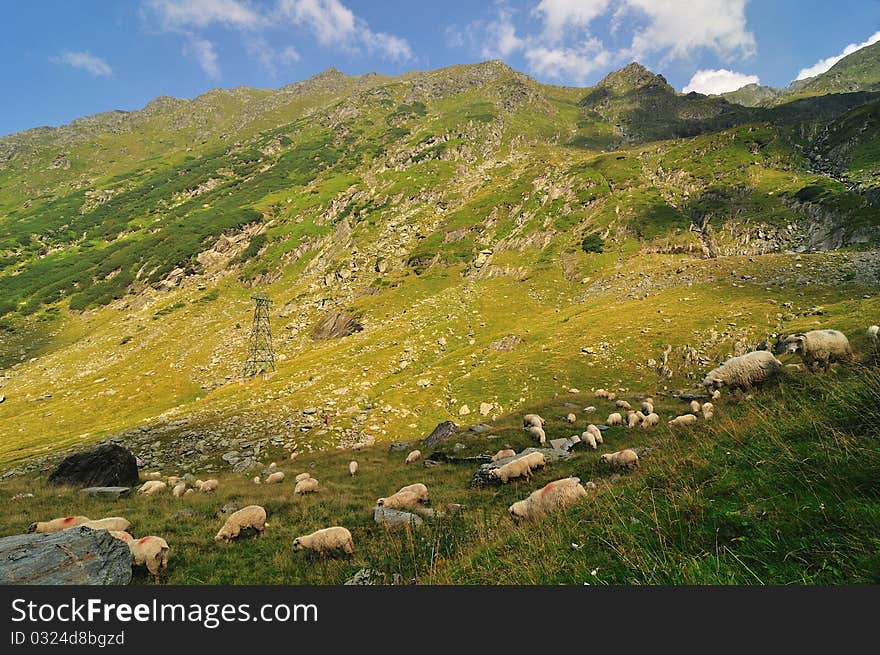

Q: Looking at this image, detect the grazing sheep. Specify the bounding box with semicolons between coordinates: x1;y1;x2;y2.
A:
641;401;654;415
626;411;641;429
294;477;319;495
607;392;617;401
702;402;714;421
166;476;182;487
145;472;162;480
28;515;91;534
616;400;632;411
492;449;517;462
523;414;545;428
138;481;167;496
184;488;195;497
377;490;421;510
594;389;609;399
264;471;285;485
293;527;354;557
508;477;589;522
703;350;783;393
689;400;701;413
109;531;133;543
566;413;577;424
525;425;547;445
606;412;623;426
405;450;422;465
268;462;278;471
349;461;358;476
776;330;853;373
81;517;131;532
868;325;879;340
172;482;187;497
253;476;261;485
586;424;603;444
641;413;660;428
491;458;533;484
520;452;547;471
396;483;430;503
580;431;597;450
197;479;218;494
635;410;646;421
215;505;267;542
599;449;640;471
129;536;169;577
668;414;698;427
712;389;722;400
295;472;312;483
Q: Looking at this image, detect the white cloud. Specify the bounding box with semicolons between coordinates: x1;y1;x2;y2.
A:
682;68;759;94
525;38;610;82
145;0;263;30
184;36;221;78
622;0;755;61
278;0;413;61
795;30;880;81
51;51;113;77
533;0;610;42
247;38;300;76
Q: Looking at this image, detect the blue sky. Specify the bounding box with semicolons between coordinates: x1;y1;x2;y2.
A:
1;0;879;136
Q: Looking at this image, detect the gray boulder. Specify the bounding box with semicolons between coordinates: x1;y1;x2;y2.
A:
422;421;460;448
48;443;139;488
372;506;423;530
0;527;132;585
80;486;131;500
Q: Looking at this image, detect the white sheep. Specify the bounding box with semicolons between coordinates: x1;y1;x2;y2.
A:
294;477;319;495
586;424;603;444
293;527;354;557
641;413;660;428
405;449;422;465
508;477;589;522
599;449;640;471
129;536;169;577
492;449;517;462
80;517;131;532
184;488;195;497
607;392;617;401
253;476;262;485
172;482;187;497
349;461;358;476
491;458;533;484
377;489;421;510
702;402;714;421
28;515;91;533
626;411;641;428
215;505;267;542
580;431;597;450
525;425;546;445
690;400;701;413
712;389;721;400
137;481;167;496
521;452;547;470
776;329;853;372
703;350;783;393
197;479;218;494
566;413;577;424
594;389;609;399
607;412;623;426
264;471;285;485
616;400;632;411
868;325;879;340
109;531;133;543
144;472;162;480
166;476;182;487
668;414;698;427
641;400;654;415
396;483;430;503
295;472;312;483
523;414;545;428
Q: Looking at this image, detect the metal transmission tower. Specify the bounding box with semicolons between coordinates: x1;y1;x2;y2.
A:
242;294;275;377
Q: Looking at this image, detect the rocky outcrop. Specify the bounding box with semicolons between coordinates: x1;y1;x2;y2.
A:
310;310;363;340
48;443;139;488
470;447;572;488
422;421;460;448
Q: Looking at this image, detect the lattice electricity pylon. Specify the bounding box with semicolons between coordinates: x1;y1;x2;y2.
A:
242;294;275;377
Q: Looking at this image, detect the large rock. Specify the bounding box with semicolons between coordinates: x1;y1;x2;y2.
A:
48;443;139;488
310;310;363;340
80;486;131;500
422;421;460;448
373;506;423;530
0;527;132;585
470;447;572;488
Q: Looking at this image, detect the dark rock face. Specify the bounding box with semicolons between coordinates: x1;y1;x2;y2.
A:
80;486;131;500
310;310;363;340
48;443;139;488
0;527;132;585
470;447;572;488
422;421;460;448
372;506;423;530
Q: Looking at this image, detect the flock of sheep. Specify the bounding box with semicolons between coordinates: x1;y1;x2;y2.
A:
17;326;874;580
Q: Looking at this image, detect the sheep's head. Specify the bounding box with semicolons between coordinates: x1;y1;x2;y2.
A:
376;498;386;507
508;502;526;522
598;454;611;465
27;522;38;533
292;538;304;551
781;334;806;354
703;376;725;392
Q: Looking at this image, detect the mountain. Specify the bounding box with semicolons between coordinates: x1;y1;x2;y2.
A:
0;54;878;474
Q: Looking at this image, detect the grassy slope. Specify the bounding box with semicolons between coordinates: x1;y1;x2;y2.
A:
0;363;877;584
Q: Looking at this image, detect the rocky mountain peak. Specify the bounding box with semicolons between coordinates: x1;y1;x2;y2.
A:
597;62;673;94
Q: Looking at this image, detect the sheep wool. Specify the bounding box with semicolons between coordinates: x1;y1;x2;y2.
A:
492;449;517;462
607;392;617;401
703;350;783;393
492;458;533;484
197;479;218;494
294;477;319;495
293;527;354;557
521;452;547;470
295;472;312;483
145;472;162;480
81;517;131;532
586;424;603;443
508;477;589;522
525;425;546;445
396;483;430;503
523;414;545;428
690;400;701;413
349;461;359;476
215;505;267;542
668;414;698;427
702;402;714;421
599;449;640;471
777;330;853;373
172;482;187;497
616;400;632;411
138;481;167;496
566;413;577;424
641;413;660;428
264;471;285;485
109;531;133;543
580;432;597;450
377;489;421;510
253;476;262;485
404;450;422;465
868;325;879;339
594;389;609;399
607;412;623;426
28;515;91;534
626;412;640;428
129;536;169;577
